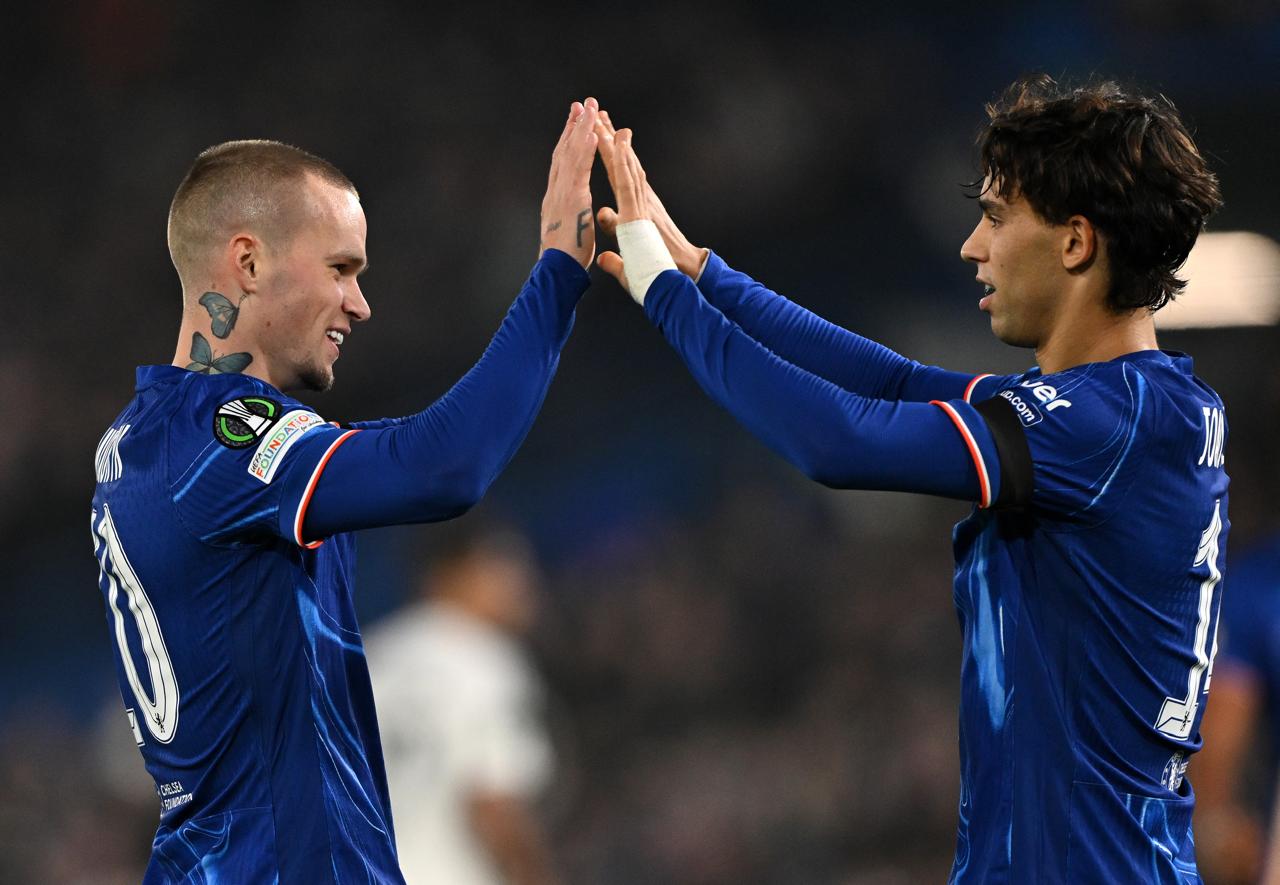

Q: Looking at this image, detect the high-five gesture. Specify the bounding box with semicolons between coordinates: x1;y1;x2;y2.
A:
541;98;600;268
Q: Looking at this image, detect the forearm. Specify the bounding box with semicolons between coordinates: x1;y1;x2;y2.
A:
302;250;588;535
644;270;998;500
697;252;994;402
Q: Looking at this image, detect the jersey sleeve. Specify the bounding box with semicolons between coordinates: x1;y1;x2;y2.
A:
168;250;586;548
642;269;1009;506
696;251;1012;403
299;249;588;543
975;362;1155;523
168;387;356;548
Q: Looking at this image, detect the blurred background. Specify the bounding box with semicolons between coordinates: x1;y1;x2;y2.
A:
4;1;1280;882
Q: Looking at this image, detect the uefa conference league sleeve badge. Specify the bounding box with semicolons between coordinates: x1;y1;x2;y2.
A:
213;396;330;484
213;397;285;449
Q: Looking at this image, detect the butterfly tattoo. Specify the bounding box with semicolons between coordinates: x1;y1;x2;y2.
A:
186;331;253;374
199;291;245;339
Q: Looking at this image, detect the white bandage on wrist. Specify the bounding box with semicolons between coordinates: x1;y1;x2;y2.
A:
615;219;677;306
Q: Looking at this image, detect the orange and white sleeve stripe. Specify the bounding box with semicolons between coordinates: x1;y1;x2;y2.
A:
292;429;361;548
929;400;993;509
964;373;994;403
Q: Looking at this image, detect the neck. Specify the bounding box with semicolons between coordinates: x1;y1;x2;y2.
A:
172;287;260;380
1035;292;1158;376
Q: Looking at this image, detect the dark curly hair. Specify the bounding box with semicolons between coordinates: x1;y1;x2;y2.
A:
975;74;1223;313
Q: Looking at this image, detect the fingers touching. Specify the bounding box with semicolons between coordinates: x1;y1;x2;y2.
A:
593;108;707;280
597;126;647;222
549;101;697;282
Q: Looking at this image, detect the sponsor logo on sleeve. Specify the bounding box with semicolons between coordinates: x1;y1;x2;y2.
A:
999;389;1043;426
247;409;326;484
999;380;1073;427
214;397;282;448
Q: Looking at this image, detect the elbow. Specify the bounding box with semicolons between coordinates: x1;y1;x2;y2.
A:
400;466;491;522
432;497;479;522
431;468;492;518
789;438;857;489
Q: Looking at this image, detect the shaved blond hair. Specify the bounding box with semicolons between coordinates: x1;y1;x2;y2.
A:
167;139;357;293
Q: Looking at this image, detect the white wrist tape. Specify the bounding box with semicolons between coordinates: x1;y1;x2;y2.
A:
616;219;677;306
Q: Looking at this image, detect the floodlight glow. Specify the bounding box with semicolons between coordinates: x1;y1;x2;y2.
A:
1156;232;1280;330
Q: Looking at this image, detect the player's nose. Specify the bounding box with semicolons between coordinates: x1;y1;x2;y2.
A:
960;221;987;264
345;281;371;323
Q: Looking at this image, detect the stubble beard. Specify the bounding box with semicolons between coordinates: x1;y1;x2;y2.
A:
298;357;335;393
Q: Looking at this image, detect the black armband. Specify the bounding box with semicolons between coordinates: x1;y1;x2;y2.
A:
975;396;1034;509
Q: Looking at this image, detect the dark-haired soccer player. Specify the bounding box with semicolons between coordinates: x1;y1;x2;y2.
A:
594;77;1226;882
89;99;599;883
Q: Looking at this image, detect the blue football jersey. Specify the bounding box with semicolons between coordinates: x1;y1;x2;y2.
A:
90;365;403;884
944;351;1229;883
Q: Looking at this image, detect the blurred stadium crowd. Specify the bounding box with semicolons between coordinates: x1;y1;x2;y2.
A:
4;1;1279;881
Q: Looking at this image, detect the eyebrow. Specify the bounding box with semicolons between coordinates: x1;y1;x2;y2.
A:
977;197;1003;215
328;253;370;274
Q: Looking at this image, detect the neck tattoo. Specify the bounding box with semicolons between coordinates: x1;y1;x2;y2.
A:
198;291;247;339
186;331;253;374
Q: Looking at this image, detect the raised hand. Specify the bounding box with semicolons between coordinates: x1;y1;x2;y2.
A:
541;98;600;268
594;111;708;282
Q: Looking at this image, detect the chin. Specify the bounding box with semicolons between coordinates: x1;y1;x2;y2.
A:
989;319;1036;350
298;365;335;393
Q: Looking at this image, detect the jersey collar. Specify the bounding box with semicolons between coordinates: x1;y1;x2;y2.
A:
1027;349;1191;380
135;364;190;391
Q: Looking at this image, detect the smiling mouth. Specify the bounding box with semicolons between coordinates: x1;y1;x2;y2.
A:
326;330;345;346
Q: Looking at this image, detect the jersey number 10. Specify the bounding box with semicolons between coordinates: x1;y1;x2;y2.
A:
92;504;181;745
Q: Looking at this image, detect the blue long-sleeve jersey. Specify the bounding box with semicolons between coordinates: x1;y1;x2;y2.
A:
645;253;1230;884
89;249;588;884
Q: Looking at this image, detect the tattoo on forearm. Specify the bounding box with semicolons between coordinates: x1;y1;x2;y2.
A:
545;220;562;234
198;291;246;339
186;331;253;374
576;208;591;247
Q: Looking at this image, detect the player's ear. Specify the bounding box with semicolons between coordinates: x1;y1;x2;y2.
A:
229;234;261;294
1062;214;1098;273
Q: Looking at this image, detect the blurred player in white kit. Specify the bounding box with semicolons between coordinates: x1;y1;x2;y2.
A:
365;527;558;885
